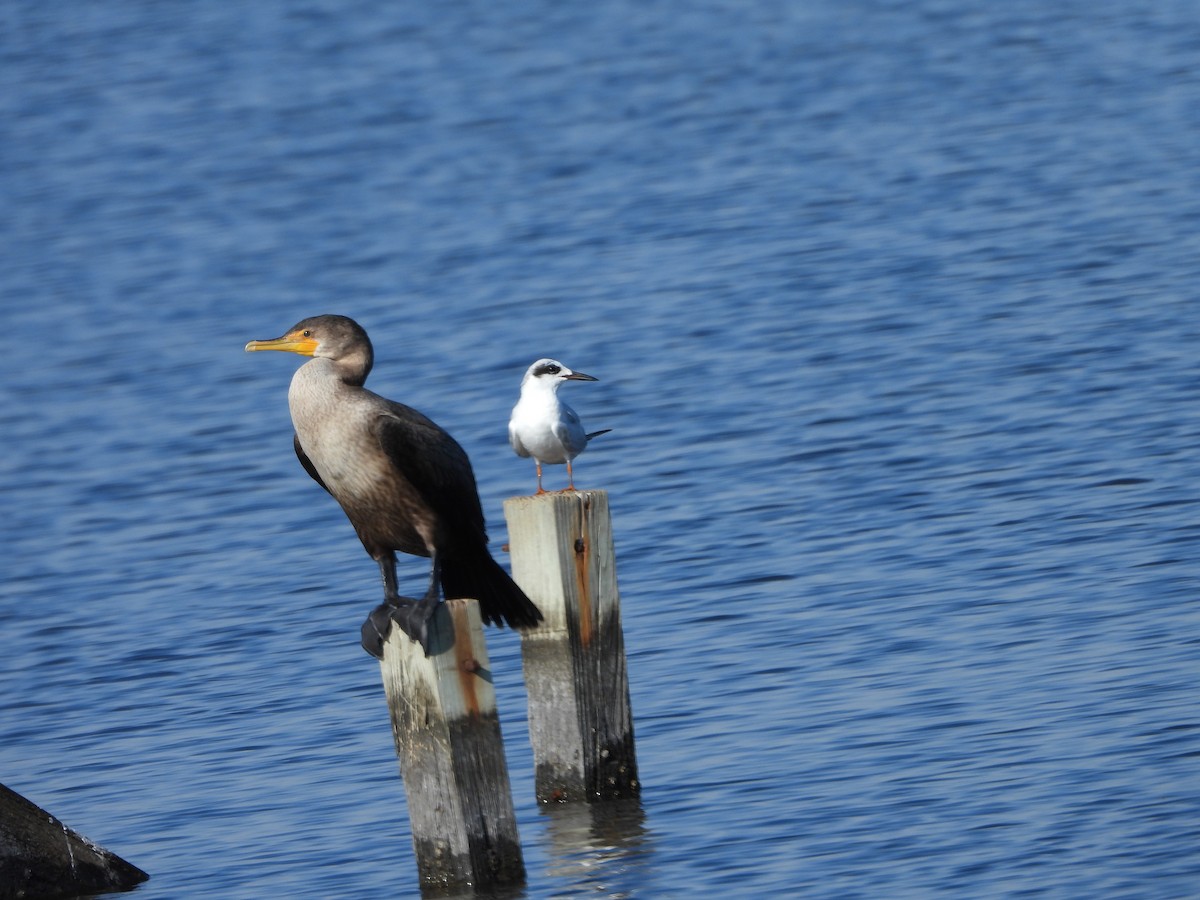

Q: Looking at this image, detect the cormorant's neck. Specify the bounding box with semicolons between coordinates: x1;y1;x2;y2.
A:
333;346;373;387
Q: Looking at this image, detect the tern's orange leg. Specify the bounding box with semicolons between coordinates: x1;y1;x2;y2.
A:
535;459;546;495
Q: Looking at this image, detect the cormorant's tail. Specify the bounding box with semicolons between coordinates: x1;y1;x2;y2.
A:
441;549;543;631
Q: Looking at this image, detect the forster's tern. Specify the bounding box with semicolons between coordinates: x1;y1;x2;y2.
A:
509;358;610;493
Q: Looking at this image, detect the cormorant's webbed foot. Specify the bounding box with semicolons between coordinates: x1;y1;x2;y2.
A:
388;597;436;656
361;602;396;659
360;596;437;659
362;555;443;658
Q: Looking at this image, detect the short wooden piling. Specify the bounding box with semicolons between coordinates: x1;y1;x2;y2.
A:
0;783;148;897
503;489;640;802
377;598;525;889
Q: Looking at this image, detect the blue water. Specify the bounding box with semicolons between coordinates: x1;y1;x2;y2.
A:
3;1;1200;896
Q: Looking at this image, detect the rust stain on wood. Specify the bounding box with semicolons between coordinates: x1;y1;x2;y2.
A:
451;601;481;717
573;496;593;648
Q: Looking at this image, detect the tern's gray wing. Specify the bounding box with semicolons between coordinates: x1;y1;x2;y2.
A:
553;404;588;458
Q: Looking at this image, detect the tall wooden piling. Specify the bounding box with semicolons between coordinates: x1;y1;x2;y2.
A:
503;489;639;802
377;598;525;889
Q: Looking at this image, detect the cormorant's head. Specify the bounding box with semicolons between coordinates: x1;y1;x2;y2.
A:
521;358;598;391
246;315;374;383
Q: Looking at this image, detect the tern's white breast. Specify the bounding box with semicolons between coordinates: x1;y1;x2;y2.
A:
510;388;585;464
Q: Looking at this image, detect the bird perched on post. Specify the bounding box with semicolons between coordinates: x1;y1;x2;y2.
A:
245;315;542;658
508;358;610;494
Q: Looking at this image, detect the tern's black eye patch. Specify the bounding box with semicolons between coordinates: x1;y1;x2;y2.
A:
535;363;561;376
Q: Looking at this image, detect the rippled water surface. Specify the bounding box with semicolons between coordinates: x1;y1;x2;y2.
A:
3;1;1200;897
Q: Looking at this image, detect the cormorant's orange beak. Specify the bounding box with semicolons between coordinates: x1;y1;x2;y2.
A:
245;332;319;356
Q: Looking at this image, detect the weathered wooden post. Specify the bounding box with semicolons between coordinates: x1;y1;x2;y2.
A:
0;783;148;897
503;489;640;802
377;598;525;889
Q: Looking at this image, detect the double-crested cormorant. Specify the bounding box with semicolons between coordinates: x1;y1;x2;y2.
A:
508;358;609;494
246;315;542;657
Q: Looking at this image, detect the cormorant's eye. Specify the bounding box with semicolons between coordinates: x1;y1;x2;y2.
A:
302;330;311;337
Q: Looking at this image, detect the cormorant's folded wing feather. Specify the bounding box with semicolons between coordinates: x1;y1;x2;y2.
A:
371;405;490;544
294;433;331;494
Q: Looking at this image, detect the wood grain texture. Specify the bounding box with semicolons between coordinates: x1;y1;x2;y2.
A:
504;490;640;802
378;599;525;889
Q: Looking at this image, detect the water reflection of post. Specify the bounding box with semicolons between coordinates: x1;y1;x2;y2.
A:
541;798;652;886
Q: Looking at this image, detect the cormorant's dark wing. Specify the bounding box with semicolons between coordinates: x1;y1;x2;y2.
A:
371;405;490;544
294;433;332;495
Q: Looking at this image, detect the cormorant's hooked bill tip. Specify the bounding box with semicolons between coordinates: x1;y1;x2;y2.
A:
245;333;319;356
